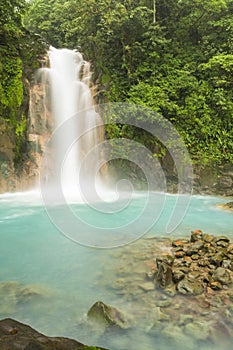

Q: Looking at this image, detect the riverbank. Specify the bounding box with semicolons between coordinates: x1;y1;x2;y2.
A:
96;228;233;349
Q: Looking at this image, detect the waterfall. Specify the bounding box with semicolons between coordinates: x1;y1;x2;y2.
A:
40;47;104;201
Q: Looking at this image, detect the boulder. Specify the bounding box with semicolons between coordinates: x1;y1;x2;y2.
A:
212;267;232;286
0;318;107;350
155;262;173;289
87;301;127;330
177;276;204;295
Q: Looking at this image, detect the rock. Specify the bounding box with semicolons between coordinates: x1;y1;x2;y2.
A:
172;269;185;283
198;258;210;267
219;176;232;188
223;202;233;210
178;314;194;326
153;306;169;321
202;233;213;243
186;241;204;256
209;252;225;267
210;321;233;349
184;321;210;340
0;282;20;314
161;324;195;349
87;301;127;330
190;229;203;242
155;262;173;289
212;267;232;285
172;239;189;247
0;318;108;350
17;284;50;303
213;236;230;244
138;282;155;292
177;277;204;295
210;281;223;290
156;255;174;267
174;250;186;258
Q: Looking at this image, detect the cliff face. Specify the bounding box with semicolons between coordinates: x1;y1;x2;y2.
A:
1;93;233;196
0;80;51;193
0;21;48;193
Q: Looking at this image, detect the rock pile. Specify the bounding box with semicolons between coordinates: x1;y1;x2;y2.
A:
154;230;233;295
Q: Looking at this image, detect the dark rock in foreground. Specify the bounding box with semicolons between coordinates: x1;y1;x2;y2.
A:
0;318;107;350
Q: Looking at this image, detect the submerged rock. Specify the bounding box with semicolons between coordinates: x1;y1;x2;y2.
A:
0;282;19;314
184;321;210;340
87;301;127;331
0;318;108;350
0;281;51;315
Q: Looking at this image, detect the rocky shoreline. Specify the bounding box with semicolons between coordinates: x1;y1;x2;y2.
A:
95;229;233;349
1;229;233;349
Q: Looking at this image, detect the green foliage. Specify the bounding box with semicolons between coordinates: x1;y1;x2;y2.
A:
14;0;233;166
0;0;47;166
82;347;103;350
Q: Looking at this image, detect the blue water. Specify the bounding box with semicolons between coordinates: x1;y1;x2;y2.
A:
0;191;232;349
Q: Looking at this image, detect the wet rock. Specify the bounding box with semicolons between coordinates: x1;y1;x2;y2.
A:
177;277;204;295
220;201;233;212
210;281;223;290
0;318;107;350
155;262;173;289
212;267;232;285
157;299;172;308
190;229;203;242
138;282;155;292
178;314;194;326
184;321;210;340
202;233;213;243
198;258;210;267
153;306;169;321
219;176;232;188
210;321;233;349
186;241;204;256
156;255;174;267
17;284;50;303
172;269;185;283
213;235;230;244
209;252;225;267
0;282;20;314
222;259;232;269
172;239;189;247
173;257;192;269
161;324;195;349
174;250;186;258
87;301;127;330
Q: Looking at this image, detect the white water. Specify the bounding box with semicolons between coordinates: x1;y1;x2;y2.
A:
41;47;103;200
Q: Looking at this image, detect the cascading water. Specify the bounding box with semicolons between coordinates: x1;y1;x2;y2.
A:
40;47;103;200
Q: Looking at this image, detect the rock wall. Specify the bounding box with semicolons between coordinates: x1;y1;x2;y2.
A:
162;154;233;197
0;79;51;193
